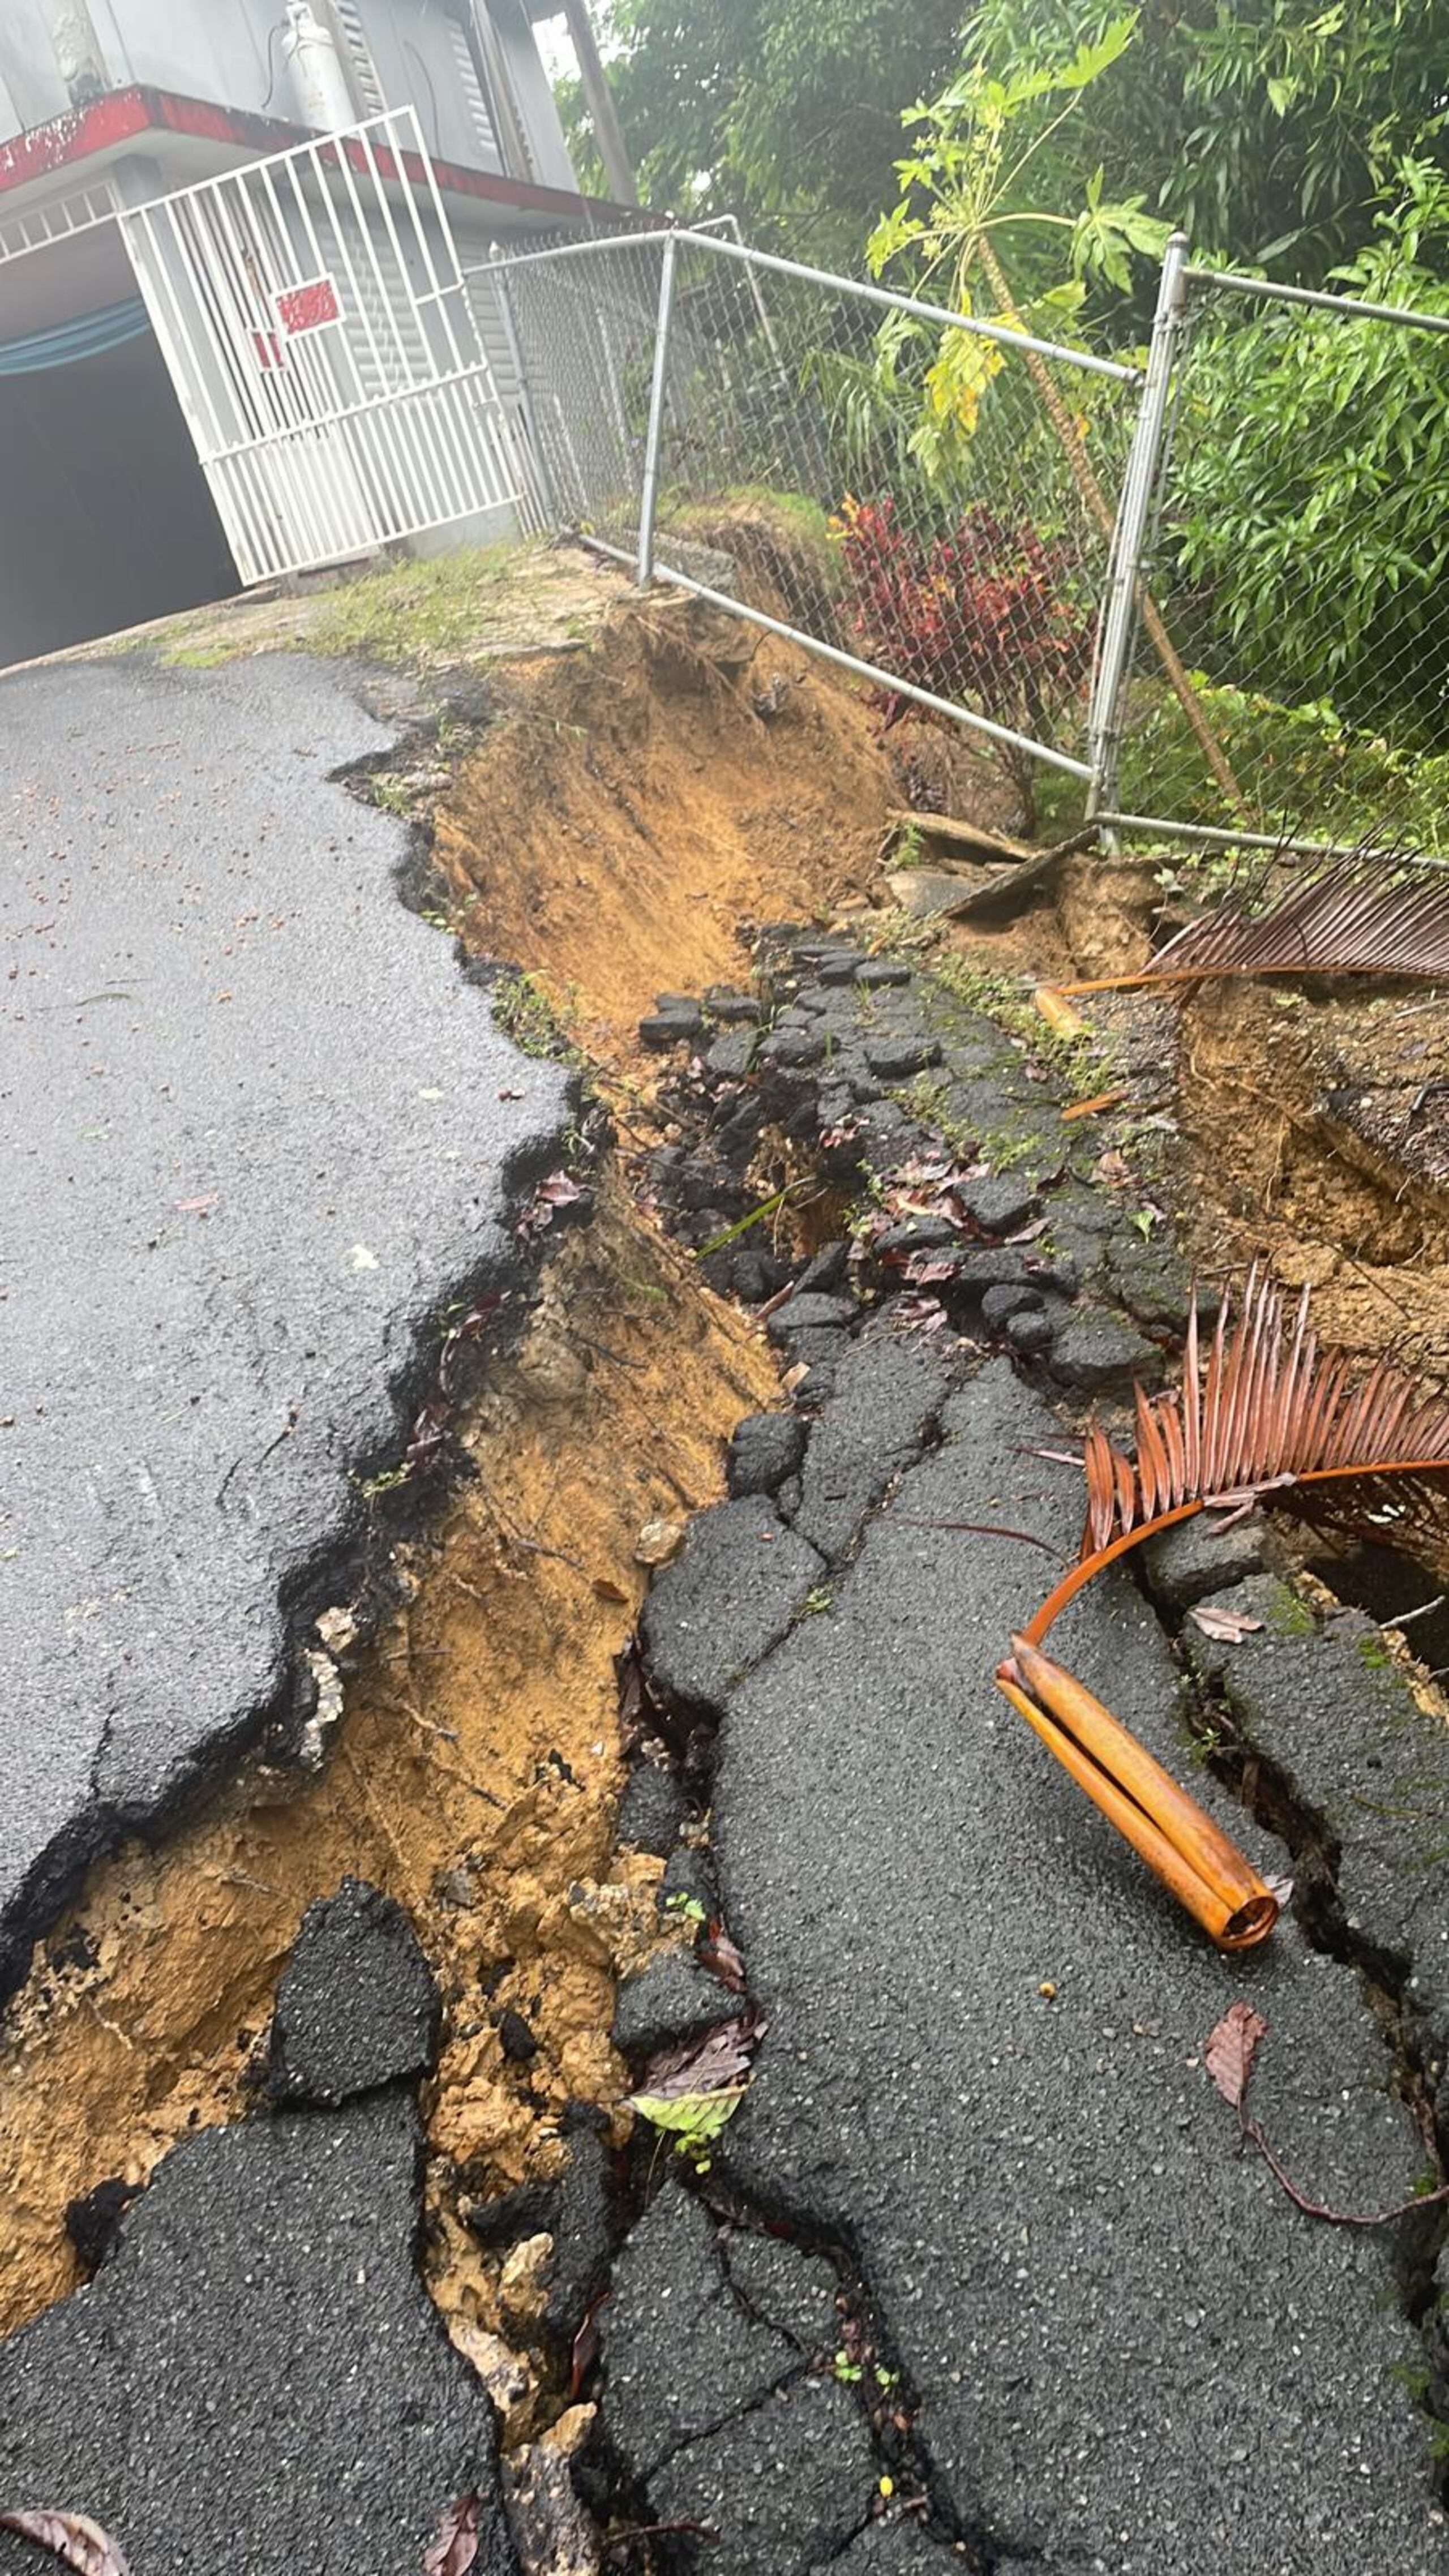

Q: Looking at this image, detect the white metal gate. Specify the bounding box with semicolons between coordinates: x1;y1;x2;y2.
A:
117;107;535;584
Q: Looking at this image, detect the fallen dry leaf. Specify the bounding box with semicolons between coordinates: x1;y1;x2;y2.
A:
1092;1148;1131;1186
0;2509;131;2576
422;2492;479;2576
638;2009;765;2102
1204;2001;1268;2112
592;1575;631;1604
1189;1603;1266;1643
890;1295;950;1334
698;1925;746;1992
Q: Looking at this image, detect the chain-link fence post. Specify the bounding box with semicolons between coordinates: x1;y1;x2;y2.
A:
636;228;679;588
1086;232;1189;820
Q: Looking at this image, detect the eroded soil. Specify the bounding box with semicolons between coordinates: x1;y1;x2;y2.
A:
10;533;1449;2554
0;1187;772;2341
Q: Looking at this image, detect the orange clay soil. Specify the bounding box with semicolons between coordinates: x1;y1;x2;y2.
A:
0;588;909;2379
431;592;897;1066
0;1181;773;2351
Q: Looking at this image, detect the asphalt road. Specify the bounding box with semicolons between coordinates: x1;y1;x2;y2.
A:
0;652;568;1987
610;933;1449;2575
718;1360;1443;2574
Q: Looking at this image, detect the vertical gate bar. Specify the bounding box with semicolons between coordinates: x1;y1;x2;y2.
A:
636;229;678;588
1086;232;1189;820
400;101;475;373
373;106;469;374
205;171;340;567
319;136;444;535
301;144;425;535
352;112;486;518
165;192;288;577
121;203;261;582
348;114;473;521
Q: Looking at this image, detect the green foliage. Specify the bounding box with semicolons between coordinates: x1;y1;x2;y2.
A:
561;0;966;258
628;2085;746;2172
960;0;1449;293
300;545;515;663
1168;157;1449;732
1115;676;1449;853
492;970;584;1064
866;15;1168;322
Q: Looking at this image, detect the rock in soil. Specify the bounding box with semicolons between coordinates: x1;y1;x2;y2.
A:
542;2107;618;2351
1048;1306;1161;1394
727;1411;809;1499
1142;1511;1270;1608
641;1498;826;1717
960;1175;1041;1237
615;1761;688;1858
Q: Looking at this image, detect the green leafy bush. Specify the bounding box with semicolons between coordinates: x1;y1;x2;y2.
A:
1167;157;1449;734
1115;674;1449;851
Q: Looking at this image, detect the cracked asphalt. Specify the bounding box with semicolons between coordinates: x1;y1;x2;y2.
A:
0;653;569;1988
608;933;1449;2575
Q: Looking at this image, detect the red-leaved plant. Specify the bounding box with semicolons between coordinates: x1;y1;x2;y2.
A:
833;495;1094;827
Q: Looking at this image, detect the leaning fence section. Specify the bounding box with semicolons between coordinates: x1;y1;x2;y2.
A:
483;226;1141;827
1101;263;1449;856
483;222;1449;866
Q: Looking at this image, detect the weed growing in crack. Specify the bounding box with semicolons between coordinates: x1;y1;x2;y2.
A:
662;1892;708;1929
491;970;588;1076
357;1463;413;1502
368;773;417;818
928;953;1117;1100
896;1071;951;1129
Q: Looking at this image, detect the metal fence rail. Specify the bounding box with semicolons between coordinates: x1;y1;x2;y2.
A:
484;225;1140;830
481;217;1449;863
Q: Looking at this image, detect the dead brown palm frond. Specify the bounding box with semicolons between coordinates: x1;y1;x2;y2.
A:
1033;850;1449;1030
1026;1265;1449;1641
996;1265;1449;1952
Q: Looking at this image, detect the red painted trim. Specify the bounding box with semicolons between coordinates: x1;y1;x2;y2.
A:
0;83;636;230
0;91;151;191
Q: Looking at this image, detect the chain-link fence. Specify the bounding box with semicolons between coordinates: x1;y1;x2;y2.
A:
482;225;1141;834
1101;259;1449;857
478;224;1449;862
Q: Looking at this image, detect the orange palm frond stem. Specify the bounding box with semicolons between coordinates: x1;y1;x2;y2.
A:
997;1266;1449;1951
996;1638;1277;1951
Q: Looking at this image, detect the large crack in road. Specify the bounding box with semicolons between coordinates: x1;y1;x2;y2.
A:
0;653;571;1985
601;929;1449;2575
6;598;1449;2575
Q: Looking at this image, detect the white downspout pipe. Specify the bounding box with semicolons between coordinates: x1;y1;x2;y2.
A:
284;0;360;131
40;0;108;106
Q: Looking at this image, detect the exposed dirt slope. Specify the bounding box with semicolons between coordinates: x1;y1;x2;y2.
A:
0;1187;772;2337
433;596;895;1060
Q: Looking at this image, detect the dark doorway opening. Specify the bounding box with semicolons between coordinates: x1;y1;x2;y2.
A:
0;328;242;668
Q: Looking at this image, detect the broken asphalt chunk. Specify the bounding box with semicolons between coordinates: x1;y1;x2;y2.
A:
266;1876;440;2107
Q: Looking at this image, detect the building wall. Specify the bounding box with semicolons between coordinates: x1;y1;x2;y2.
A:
0;0;576;193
